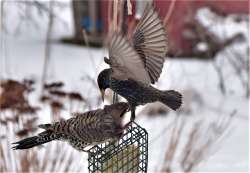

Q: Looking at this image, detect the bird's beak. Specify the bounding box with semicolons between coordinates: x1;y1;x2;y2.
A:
100;89;105;102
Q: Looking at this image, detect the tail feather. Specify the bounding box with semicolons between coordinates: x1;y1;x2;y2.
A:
38;123;52;129
160;90;182;110
12;130;58;150
12;136;44;150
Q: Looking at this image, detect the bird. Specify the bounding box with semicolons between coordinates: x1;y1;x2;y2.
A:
12;102;129;151
97;4;182;121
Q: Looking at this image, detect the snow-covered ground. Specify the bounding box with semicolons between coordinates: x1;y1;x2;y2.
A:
0;36;248;172
1;2;249;173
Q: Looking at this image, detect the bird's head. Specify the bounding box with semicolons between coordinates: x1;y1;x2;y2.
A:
97;69;112;102
104;102;129;126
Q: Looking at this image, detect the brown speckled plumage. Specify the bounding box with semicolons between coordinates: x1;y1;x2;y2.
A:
12;102;129;151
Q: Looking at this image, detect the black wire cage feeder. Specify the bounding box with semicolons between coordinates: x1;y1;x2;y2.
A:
87;122;148;173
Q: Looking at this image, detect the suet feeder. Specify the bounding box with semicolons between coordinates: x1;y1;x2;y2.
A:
88;122;148;173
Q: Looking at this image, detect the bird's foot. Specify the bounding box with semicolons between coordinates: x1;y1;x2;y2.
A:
130;116;136;123
130;107;136;122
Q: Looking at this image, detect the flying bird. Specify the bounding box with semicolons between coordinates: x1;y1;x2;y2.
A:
97;5;182;121
12;102;129;151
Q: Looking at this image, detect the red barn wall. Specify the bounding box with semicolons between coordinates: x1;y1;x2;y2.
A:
100;0;249;54
154;0;249;54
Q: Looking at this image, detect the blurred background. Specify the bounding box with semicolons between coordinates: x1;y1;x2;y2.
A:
0;0;249;172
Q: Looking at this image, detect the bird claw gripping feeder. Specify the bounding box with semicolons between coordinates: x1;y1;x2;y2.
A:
87;122;148;173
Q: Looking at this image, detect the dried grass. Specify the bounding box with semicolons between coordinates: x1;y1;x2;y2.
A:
0;78;88;172
161;111;235;172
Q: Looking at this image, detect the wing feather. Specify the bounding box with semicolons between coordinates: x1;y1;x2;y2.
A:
133;4;167;84
108;33;151;84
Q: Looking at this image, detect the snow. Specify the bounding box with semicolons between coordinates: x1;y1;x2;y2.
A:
1;35;248;172
1;0;73;40
196;8;249;41
1;3;249;173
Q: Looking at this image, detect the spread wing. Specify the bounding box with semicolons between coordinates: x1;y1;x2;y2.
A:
133;4;167;84
108;33;151;84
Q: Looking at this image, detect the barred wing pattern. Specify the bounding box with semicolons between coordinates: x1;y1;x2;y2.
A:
12;103;129;151
109;33;151;84
133;5;167;84
45;109;117;145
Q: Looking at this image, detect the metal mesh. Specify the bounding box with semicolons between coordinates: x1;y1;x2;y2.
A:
88;122;148;173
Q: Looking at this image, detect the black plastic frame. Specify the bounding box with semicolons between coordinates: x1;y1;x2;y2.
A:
88;122;148;173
